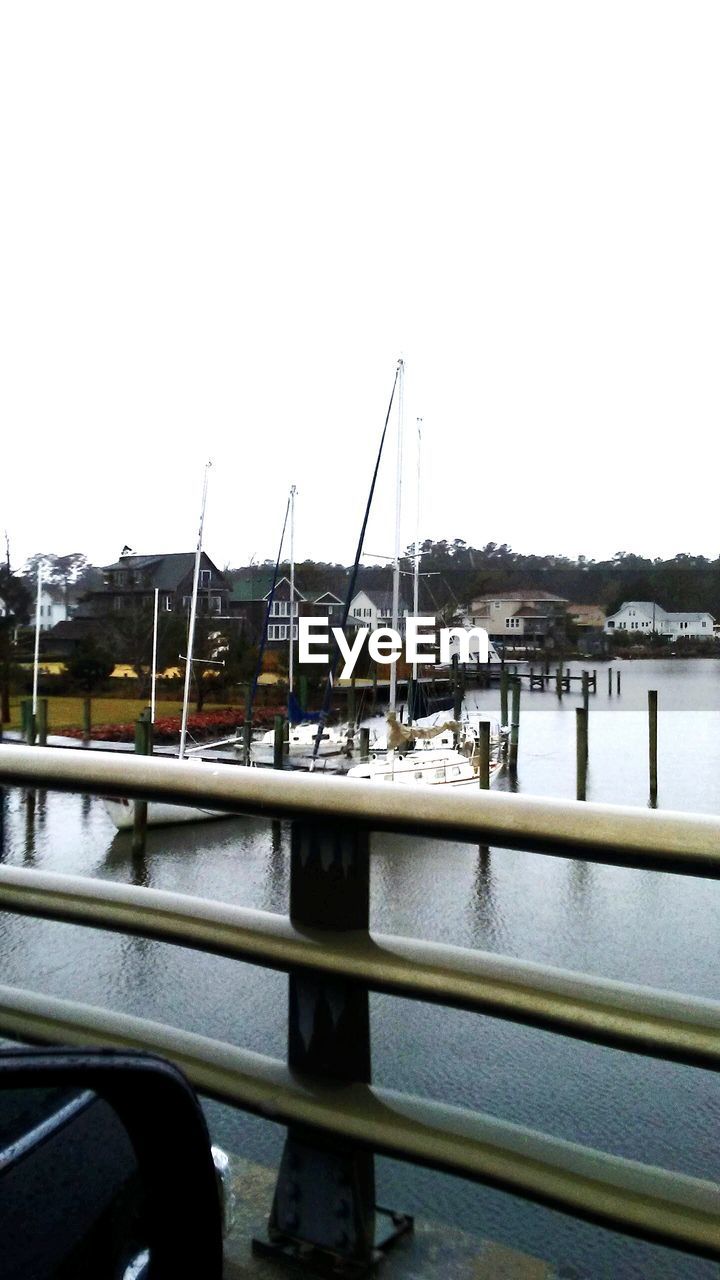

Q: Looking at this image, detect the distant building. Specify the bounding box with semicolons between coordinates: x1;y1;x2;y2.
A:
230;575;347;648
569;604;606;631
36;585;70;632
85;552;231;619
467;589;568;648
348;589;412;635
604;601;716;640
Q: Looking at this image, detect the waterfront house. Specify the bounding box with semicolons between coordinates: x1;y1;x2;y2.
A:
604;601;716;640
348;588;412;635
467;589;569;648
86;552;231;619
230;576;349;649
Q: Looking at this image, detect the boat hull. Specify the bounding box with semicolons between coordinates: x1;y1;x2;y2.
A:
103;797;229;831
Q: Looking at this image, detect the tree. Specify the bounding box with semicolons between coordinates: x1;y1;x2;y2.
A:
68;640;114;692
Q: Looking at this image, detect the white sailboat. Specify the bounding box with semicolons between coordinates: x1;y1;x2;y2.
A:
104;462;236;831
256;485;353;761
348;364;503;790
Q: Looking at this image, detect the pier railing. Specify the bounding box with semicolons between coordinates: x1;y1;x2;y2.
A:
1;744;720;1270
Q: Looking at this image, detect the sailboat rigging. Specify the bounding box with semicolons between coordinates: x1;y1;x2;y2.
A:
104;460;240;831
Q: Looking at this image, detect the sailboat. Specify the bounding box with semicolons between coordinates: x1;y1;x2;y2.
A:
255;485;353;761
104;462;237;831
348;365;504;789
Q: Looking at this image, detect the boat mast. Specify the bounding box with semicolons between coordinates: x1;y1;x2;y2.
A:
179;459;212;760
32;562;43;716
412;417;422;684
288;484;296;696
389;357;404;714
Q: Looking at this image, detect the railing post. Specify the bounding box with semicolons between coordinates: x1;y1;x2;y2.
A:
257;818;412;1271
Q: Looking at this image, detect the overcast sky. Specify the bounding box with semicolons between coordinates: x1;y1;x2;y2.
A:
2;3;719;574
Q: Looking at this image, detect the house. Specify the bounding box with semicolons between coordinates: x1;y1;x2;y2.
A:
36;585;70;632
83;552;231;619
467;590;569;648
230;576;348;648
568;604;606;631
348;589;412;635
604;602;716;641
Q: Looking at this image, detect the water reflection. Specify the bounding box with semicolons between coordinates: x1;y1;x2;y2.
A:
468;846;499;950
24;790;37;865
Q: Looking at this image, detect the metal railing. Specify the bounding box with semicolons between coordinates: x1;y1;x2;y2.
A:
1;744;720;1267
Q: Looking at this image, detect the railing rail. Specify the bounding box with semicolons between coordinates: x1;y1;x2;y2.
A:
1;982;718;1260
2;862;720;1070
1;744;719;871
2;743;720;1265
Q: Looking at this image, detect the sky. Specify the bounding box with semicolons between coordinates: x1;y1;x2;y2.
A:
2;3;719;574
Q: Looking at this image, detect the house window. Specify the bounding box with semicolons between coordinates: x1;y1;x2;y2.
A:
702;620;707;627
270;600;290;617
211;595;222;613
163;594;173;611
200;570;211;588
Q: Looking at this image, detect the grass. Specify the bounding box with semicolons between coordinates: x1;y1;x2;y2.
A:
3;696;240;732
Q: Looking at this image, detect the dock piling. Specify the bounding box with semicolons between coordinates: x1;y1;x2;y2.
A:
508;678;521;773
576;707;588;801
132;708;152;856
82;696;92;746
649;690;658;806
273;715;285;770
477;721;491;790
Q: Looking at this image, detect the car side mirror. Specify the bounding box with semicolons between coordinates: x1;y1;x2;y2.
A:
0;1047;225;1279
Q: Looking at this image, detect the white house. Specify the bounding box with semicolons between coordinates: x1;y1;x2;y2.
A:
349;589;412;634
36;586;70;632
604;601;715;640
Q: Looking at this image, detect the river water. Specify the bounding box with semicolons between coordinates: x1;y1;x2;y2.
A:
2;659;720;1278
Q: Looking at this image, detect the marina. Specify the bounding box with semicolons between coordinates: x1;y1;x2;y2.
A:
2;660;720;1277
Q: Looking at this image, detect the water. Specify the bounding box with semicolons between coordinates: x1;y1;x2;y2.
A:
2;659;720;1277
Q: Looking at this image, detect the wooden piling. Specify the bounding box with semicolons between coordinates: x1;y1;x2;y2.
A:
508;678;521;772
348;678;357;727
616;669;621;695
477;720;491;790
242;720;252;767
37;698;48;747
359;727;370;761
608;667;613;695
582;670;589;713
500;668;509;728
82;696;92;745
576;707;588;801
556;660;564;698
132;708;152;856
649;690;658;805
273;714;285;770
298;674;309;714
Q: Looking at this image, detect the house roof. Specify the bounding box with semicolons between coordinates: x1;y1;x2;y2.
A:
471;589;568;604
351;589;411;613
102;553;225;591
230;573;305;603
315;591;344;605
